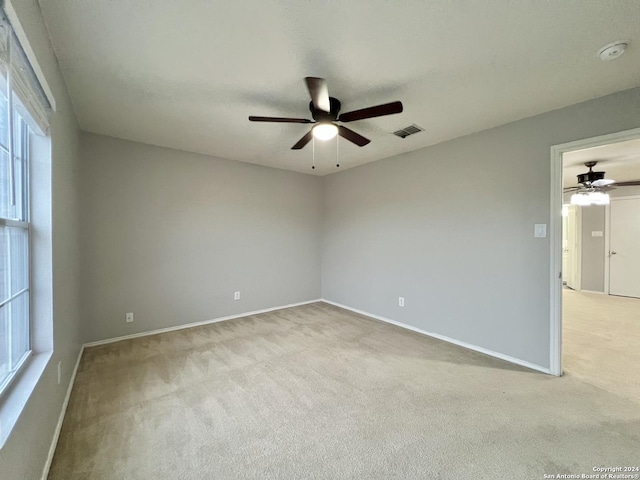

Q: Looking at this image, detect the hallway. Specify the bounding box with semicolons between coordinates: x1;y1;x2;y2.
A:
563;289;640;403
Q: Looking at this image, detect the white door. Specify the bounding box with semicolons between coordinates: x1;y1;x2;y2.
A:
609;197;640;298
563;204;580;290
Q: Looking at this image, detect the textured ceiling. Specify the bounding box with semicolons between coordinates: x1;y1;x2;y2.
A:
39;0;640;175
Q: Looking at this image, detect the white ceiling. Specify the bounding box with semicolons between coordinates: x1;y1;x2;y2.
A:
39;1;640;176
563;138;640;188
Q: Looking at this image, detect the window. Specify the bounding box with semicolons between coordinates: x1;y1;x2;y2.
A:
0;63;32;395
0;14;50;397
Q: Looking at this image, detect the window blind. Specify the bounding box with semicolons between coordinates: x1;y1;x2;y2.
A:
0;12;51;135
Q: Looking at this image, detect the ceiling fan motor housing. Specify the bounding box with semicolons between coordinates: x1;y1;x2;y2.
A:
309;97;341;122
577;170;605;185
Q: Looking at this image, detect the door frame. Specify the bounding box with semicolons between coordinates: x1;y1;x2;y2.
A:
605;195;640;295
549;126;640;376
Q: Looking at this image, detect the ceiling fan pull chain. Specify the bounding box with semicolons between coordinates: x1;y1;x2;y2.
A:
336;135;340;168
312;136;316;170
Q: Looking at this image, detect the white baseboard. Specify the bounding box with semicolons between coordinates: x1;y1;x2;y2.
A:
321;299;551;375
84;299;322;348
41;346;84;480
579;289;606;295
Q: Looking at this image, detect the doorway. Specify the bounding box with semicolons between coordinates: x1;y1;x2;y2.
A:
550;127;640;378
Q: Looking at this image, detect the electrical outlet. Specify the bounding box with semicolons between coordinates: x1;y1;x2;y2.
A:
234;291;240;300
398;297;405;307
126;312;134;323
57;361;62;384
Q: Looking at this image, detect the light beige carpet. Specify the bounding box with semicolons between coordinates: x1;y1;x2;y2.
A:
49;302;640;480
563;289;640;402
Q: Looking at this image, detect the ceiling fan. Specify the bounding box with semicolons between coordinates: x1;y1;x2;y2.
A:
564;161;640;192
564;161;640;206
248;77;403;150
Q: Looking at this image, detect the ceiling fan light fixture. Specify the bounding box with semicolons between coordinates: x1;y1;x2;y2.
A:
570;193;590;206
591;191;610;205
312;123;338;141
570;191;610;206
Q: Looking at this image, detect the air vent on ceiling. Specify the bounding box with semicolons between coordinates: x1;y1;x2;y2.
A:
393;124;424;138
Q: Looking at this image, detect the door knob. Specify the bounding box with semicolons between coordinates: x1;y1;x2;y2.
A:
611;251;617;255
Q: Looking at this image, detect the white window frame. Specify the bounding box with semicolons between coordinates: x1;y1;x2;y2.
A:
0;2;55;450
0;81;33;397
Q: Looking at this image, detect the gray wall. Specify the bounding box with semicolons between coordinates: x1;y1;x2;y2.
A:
322;87;640;370
580;206;606;292
79;133;322;342
0;1;82;479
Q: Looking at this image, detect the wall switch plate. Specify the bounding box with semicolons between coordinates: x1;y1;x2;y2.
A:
57;361;62;385
534;224;547;238
126;312;134;323
398;297;405;307
234;291;240;300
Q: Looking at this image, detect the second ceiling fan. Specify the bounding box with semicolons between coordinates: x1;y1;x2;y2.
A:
249;77;403;150
564;161;640;192
564;161;640;205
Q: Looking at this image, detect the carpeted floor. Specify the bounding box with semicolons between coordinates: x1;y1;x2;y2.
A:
49;302;640;480
563;289;640;402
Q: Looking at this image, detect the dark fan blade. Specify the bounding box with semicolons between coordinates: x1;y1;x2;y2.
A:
249;116;313;123
339;101;403;122
563;187;581;192
614;180;640;186
338;125;370;147
291;130;314;150
305;77;330;113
